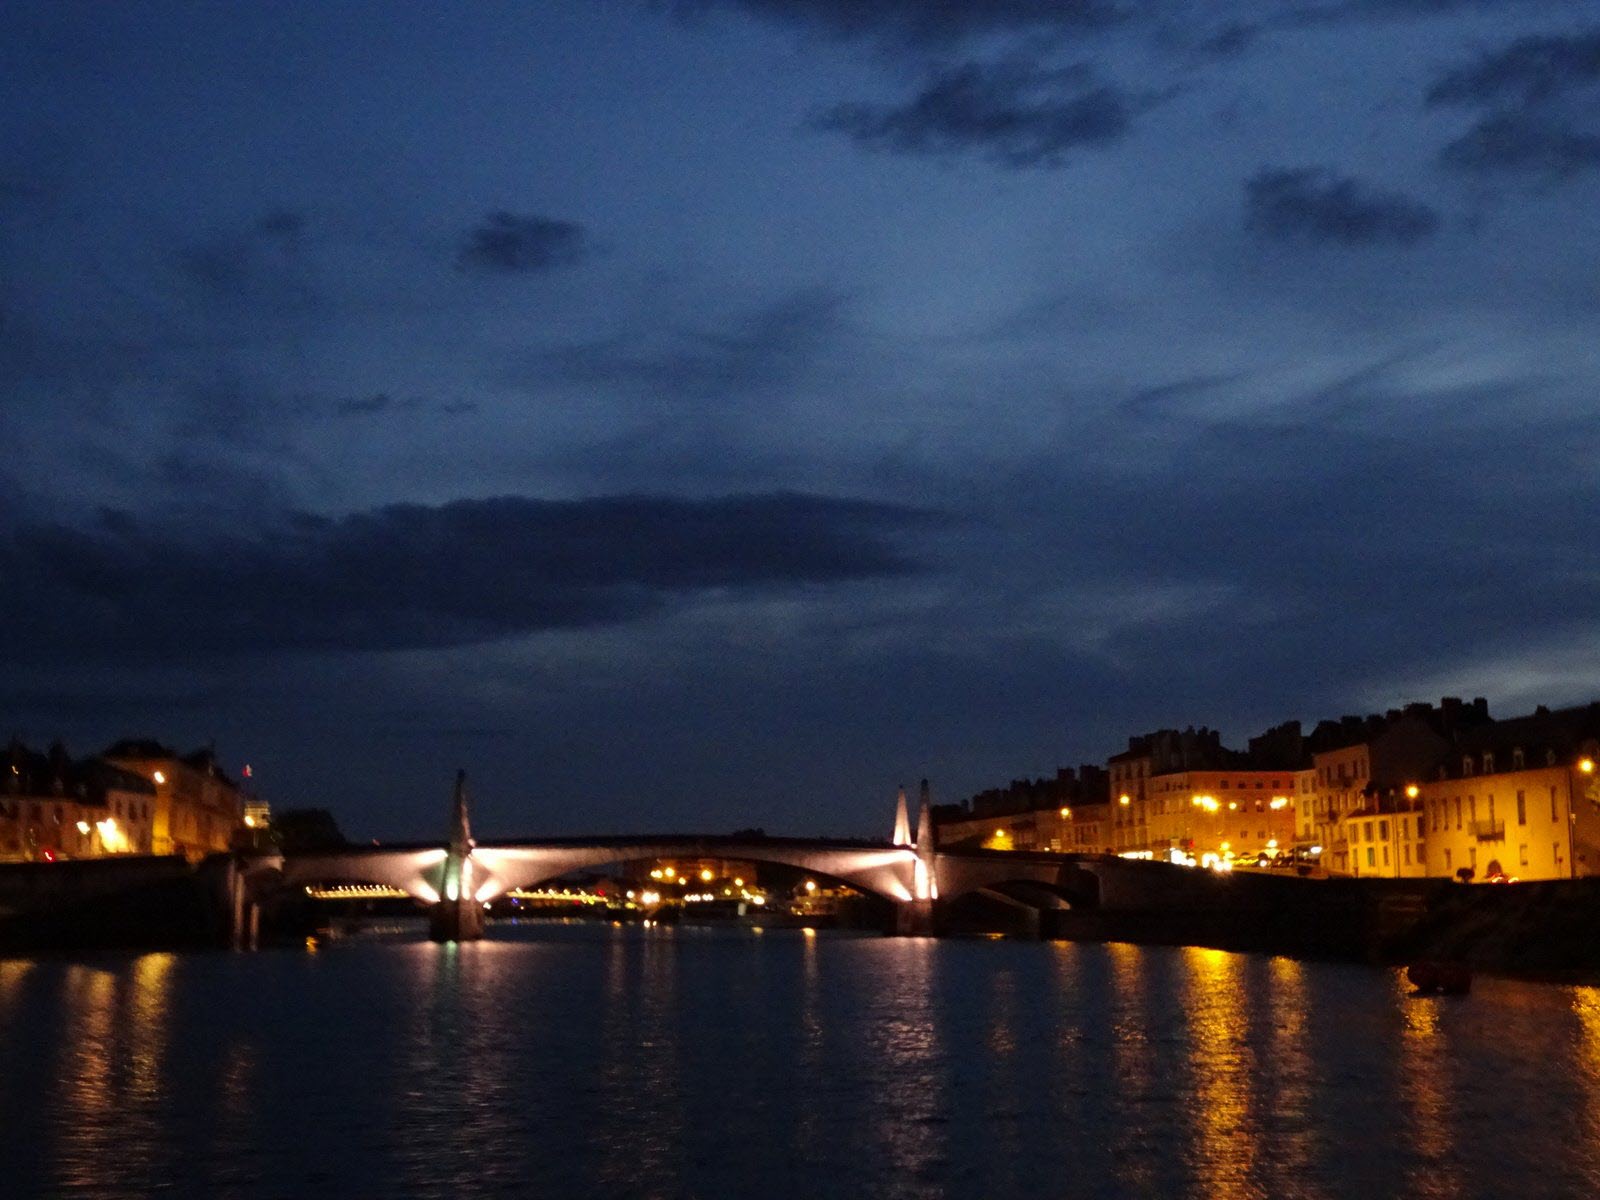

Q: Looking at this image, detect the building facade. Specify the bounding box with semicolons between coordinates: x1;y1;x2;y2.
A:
1;741;156;862
103;741;245;861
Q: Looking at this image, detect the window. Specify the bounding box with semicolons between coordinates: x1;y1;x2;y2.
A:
1483;752;1495;773
1417;816;1425;838
1379;820;1389;840
1365;821;1374;841
1405;845;1412;865
1383;846;1390;866
1469;848;1477;870
1547;749;1557;766
1455;797;1462;829
1517;790;1527;825
1551;787;1560;822
1488;796;1495;823
1464;756;1474;775
1555;843;1562;868
1444;849;1453;870
1519;844;1529;866
1367;847;1376;868
1512;748;1524;770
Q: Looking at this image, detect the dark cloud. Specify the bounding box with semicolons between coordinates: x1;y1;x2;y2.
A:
1427;29;1600;180
332;393;479;418
814;61;1151;167
1439;112;1600;178
172;210;319;307
1244;167;1440;244
666;0;1128;43
455;212;587;274
0;493;944;661
1427;28;1600;107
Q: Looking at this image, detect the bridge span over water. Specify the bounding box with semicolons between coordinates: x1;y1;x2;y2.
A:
224;777;1112;943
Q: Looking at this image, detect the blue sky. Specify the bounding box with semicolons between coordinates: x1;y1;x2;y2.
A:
4;1;1599;838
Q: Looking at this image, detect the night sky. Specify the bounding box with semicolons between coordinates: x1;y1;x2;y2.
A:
4;2;1598;840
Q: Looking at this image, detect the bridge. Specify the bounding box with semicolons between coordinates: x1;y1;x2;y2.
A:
221;776;1113;944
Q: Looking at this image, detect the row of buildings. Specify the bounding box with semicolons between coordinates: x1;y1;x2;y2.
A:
1;738;255;863
935;697;1600;882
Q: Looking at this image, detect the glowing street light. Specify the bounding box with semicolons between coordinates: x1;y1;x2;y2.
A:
1580;758;1595;775
1405;784;1420;799
152;770;166;785
1118;794;1131;806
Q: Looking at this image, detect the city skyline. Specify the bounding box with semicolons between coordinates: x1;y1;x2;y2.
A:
4;3;1599;838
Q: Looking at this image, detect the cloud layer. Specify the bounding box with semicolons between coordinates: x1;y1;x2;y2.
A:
1244;167;1439;244
1;494;943;661
456;212;588;273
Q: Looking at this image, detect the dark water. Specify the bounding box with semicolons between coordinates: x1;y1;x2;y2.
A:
2;923;1598;1199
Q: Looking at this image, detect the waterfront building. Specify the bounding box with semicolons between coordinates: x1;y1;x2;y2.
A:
1145;767;1299;865
103;741;244;862
935;766;1109;852
1;740;155;862
1107;740;1153;853
1304;699;1487;875
1416;703;1600;881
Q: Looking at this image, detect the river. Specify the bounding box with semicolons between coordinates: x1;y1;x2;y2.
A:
1;922;1597;1198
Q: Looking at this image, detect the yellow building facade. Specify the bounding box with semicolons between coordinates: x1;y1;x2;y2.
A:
104;742;244;862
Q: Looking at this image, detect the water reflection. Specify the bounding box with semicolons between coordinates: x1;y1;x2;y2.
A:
3;930;1600;1200
1106;942;1162;1195
1395;971;1460;1199
1264;956;1323;1195
863;936;948;1200
1181;947;1258;1198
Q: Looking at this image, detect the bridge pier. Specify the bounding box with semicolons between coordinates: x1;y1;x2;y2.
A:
429;770;485;943
894;899;938;936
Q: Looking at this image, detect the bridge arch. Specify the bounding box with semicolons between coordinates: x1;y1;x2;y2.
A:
472;839;916;905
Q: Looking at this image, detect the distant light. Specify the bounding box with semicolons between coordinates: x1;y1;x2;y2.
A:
1405;784;1420;799
1269;797;1289;810
1118;794;1131;806
1580;758;1595;775
733;877;744;887
1310;844;1324;855
1266;839;1278;850
804;880;817;893
243;815;256;828
153;771;166;785
663;866;676;879
699;868;713;882
1059;807;1071;818
243;764;252;778
76;820;91;835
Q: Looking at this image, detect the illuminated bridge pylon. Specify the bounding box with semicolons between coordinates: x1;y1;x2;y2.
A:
895;778;939;935
428;769;486;943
